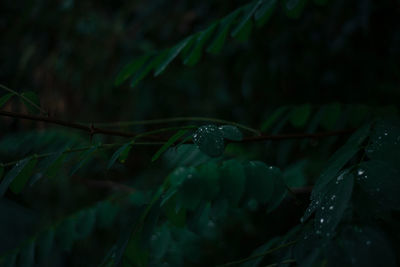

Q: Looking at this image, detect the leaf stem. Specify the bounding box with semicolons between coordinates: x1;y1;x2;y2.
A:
0;84;48;115
92;116;261;135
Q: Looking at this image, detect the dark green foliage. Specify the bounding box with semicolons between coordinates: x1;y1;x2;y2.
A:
0;0;399;266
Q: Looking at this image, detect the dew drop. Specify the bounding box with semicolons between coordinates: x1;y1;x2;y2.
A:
320;218;324;223
331;195;336;200
321;206;325;210
329;206;334;210
357;169;365;176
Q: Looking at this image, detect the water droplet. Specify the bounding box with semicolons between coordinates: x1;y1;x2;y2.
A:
331;195;336;200
357;169;365;176
366;240;371;246
320;218;324;223
335;173;345;184
300;217;304;223
321;206;325;210
329;206;334;210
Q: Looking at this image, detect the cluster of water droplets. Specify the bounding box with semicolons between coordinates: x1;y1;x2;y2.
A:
300;199;320;223
356;168;368;181
314;194;338;237
192;125;225;157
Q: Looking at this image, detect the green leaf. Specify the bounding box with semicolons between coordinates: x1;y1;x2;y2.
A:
332;226;397;267
152;129;188;162
56;217;76;251
21;91;41;114
131;52;165;87
219;125;243;141
36;228;55;264
311;123;371;200
149;224;171;262
198;162;220;201
283;160;307;187
96;201;119;229
231;1;261;38
0;93;14;108
302;124;371;222
115;54;150;86
75;208;96;239
220;160;246;205
320;103;342;130
0;157;37;196
176;169;203;211
163;144;211;168
9;157;37;194
43;151;66;180
183;23;217;66
70;145;98;176
314;171;354;237
366;119;400;167
154;37;193;76
163;196;186;227
244;161;275;204
261;106;289;132
124;235;149;267
289;104;311;128
254;0;277;27
18;241;35;267
356;160;400;210
193;125;225;157
108;142;132;169
207;10;240;54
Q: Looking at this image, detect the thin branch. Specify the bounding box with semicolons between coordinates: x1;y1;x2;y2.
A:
0;110;194;140
0;110;355;143
0;84;48;115
90;116;260;135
